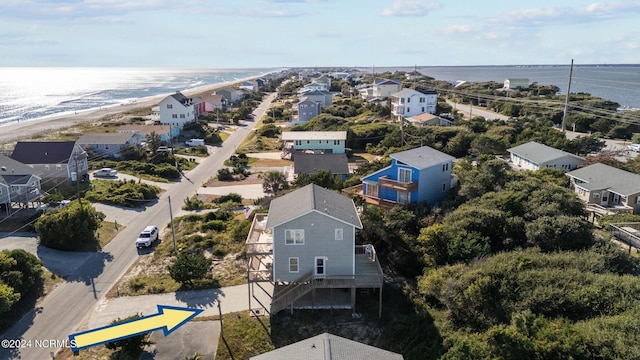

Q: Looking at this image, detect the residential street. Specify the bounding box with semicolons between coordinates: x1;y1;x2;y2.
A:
0;92;276;359
446;99;510;121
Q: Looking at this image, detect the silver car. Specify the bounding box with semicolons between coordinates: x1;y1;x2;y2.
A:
93;168;117;177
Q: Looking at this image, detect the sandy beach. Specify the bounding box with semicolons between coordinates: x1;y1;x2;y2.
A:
0;75;265;146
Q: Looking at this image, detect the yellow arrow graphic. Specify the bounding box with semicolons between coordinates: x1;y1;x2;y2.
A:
68;305;203;352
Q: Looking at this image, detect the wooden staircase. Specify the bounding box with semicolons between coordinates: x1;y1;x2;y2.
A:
270;270;315;314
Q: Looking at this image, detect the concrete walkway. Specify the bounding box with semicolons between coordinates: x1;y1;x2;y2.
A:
82;283;273;330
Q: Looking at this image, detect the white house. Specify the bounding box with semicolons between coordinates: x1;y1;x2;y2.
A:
504;78;529;90
391;88;438;121
507;141;586;171
373;79;402;98
158;92;199;130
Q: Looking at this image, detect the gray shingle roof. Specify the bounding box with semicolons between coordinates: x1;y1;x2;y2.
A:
294;153;349;175
391;145;455;170
0;155;38;175
11;141;77;164
250;333;404;360
76;132;134;145
508;141;584;165
566;163;640;195
265;184;362;229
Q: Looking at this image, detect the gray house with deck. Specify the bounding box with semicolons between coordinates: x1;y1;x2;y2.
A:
246;184;384;316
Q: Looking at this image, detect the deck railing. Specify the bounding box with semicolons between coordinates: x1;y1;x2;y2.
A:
379;176;418;192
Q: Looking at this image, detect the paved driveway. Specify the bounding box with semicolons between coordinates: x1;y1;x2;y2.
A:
0;233;93;277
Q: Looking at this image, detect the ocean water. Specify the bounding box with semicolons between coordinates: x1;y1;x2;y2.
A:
378;64;640;109
0;67;278;126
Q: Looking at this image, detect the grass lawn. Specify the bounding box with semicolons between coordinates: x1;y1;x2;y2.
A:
247;157;292;167
96;220;125;248
215;312;274;360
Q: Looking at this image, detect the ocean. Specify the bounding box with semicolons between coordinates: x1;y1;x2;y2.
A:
1;65;639;127
0;67;278;126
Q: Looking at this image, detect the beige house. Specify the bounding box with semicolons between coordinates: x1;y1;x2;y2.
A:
566;163;640;216
508;141;585;171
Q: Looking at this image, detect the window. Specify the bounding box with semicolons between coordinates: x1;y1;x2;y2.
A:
294;140;302;146
442;164;446;171
56;164;62;170
167;104;173;109
442;183;446;191
334;140;340;145
399;168;411;183
420;97;425;103
593;193;600;199
180;114;185;118
407;98;410;103
289;257;299;273
367;183;379;197
172;114;178;119
285;229;304;245
307;140;310;144
636;196;640;204
335;228;343;241
407;107;410;113
422;107;425;112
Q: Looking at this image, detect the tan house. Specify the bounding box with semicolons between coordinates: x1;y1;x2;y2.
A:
566;163;640;216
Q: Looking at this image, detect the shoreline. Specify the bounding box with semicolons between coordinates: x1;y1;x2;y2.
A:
0;72;275;147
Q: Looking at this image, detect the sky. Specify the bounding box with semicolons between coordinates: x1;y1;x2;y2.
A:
1;0;639;68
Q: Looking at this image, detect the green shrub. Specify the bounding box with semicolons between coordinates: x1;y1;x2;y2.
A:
217;168;233;181
201;220;225;232
214;193;243;204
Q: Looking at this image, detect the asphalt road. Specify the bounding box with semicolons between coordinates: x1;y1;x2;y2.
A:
446;99;510;121
0;92;276;359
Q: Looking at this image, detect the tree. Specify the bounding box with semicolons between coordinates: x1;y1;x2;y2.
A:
168;251;212;287
146;131;162;152
104;314;152;357
35;200;105;251
0;282;20;314
261;171;288;193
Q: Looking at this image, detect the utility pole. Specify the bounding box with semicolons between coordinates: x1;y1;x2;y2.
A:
562;59;574;132
168;196;177;253
74;153;83;212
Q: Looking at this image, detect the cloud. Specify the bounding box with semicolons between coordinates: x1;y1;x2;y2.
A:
212;6;305;17
0;0;203;21
382;0;441;17
0;34;58;46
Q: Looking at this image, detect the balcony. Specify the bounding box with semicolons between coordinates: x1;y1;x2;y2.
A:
379;176;418;192
342;184;400;209
587;203;634;216
392;105;405;115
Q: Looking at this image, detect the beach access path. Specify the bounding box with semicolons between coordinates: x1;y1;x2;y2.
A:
0;92;277;360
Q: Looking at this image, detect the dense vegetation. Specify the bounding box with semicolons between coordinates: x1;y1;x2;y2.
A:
0;249;43;329
85;179;161;207
35;200;105;251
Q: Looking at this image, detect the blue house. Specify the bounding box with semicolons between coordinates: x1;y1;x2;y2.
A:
360;146;455;207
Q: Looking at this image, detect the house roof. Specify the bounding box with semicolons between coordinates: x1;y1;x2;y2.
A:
566;163;640;196
408;113;439;123
170;92;190;104
373;79;400;85
508;141;585;165
282;131;347;141
250;333;404;360
0;155;38;175
300;89;331;96
391;145;455;170
76;132;134;145
391;88;436;97
0;174;32;185
11;141;78;164
117;124;171;135
265;184;362;230
294;153;349;175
